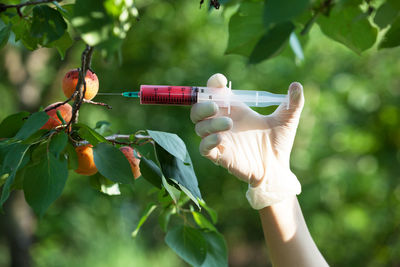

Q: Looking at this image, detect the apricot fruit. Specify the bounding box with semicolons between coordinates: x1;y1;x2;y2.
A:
75;145;98;176
120;146;141;179
62;69;99;100
41;102;72;130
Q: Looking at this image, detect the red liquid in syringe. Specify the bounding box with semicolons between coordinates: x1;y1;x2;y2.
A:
140;85;198;105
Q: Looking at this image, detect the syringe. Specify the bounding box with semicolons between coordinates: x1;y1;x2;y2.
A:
97;85;288;112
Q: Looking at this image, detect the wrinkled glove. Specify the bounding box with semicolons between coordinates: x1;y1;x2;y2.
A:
190;73;304;210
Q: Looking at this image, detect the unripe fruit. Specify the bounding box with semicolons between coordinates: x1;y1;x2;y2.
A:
41;102;72;130
62;69;99;100
75;145;98;176
119;146;141;179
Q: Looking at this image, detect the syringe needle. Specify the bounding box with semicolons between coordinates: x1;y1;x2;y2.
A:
96;93;124;96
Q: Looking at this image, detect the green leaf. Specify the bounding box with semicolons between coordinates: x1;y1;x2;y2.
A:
49;132;68;158
165;226;207;267
72;0;113;46
92;142;133;184
0;144;30;209
374;0;400;29
94;121;111;135
46;31;73;60
379;16;400;49
289;32;304;61
225;1;265;56
263;0;310;27
131;202;157;237
11;17;39;50
147;130;188;162
65;143;78;170
139;156;162;188
21;129;49;145
0;23;11;49
170;178;200;209
14;112;49;141
31;5;67;45
0;111;30;138
158;205;176;232
155;144;202;206
74;123;107;146
162;175;181;204
192;211;217;232
53;3;74;21
0;174;8;188
199;200;218;224
23;152;68;217
11;166;27;190
249;22;295;64
201;231;228;267
90;174;121;195
317;6;377;54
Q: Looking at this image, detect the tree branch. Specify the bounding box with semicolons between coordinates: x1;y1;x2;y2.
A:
66;45;94;131
78;134;152;146
82;99;112;109
0;0;62;16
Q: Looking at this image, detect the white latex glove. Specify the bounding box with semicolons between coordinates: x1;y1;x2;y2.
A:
190;74;304;209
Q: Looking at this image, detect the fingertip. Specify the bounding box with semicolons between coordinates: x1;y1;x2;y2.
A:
190;101;219;123
288;82;303;97
199;133;221;156
207;73;228;88
288;82;304;107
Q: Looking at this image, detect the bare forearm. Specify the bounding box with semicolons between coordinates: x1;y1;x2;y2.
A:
259;196;328;267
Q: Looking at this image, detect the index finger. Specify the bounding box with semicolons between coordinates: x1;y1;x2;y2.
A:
190;102;218;123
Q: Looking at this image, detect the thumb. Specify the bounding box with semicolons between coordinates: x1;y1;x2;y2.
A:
207;73;228;88
288;82;304;114
272;82;305;122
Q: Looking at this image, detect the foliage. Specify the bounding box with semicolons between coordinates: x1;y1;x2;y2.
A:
1;0;400;266
226;0;400;63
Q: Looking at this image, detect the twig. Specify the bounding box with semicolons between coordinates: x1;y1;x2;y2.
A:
0;0;62;16
77;134;152;146
82;99;112;109
300;0;333;35
43;91;77;112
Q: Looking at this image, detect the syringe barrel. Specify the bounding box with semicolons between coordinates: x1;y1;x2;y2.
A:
140;85;198;105
197;88;287;107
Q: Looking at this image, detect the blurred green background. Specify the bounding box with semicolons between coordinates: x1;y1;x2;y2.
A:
1;0;400;266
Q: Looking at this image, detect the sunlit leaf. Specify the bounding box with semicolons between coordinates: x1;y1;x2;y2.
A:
379;17;400;49
74;123;107;146
317;6;377;54
192;211;217;232
131;202;157;237
147;130;188;162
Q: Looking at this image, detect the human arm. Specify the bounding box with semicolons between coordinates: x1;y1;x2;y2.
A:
260;196;328;267
190;73;328;266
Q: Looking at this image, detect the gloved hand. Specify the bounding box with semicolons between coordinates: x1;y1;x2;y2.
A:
190;73;304;209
